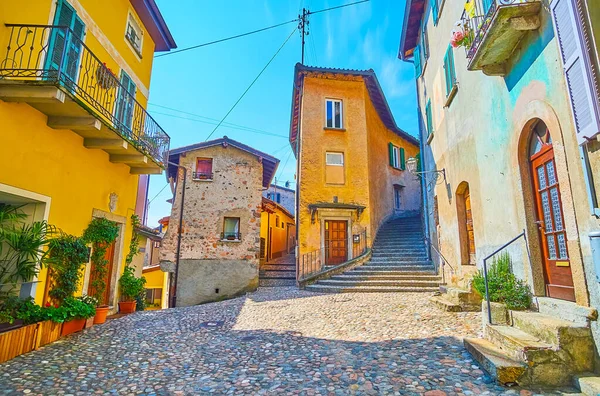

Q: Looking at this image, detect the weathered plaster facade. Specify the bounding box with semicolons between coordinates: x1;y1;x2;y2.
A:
160;138;279;306
401;0;600;361
290;65;421;276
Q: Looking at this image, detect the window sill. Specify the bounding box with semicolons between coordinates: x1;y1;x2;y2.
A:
324;127;346;132
220;239;241;243
444;84;458;108
426;132;435;145
192;178;213;182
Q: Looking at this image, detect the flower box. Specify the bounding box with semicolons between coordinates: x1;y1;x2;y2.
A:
61;318;86;337
0;322;37;363
36;320;62;348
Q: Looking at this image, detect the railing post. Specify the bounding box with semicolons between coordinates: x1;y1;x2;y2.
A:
522;229;533;273
483;256;492;324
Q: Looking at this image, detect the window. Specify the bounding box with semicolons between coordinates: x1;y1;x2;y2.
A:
276;193;281;203
325;99;343;129
275;216;280;228
223;217;240;240
194;158;213;180
145;288;162;306
115;72;136;130
425;100;433;139
153;241;161;249
125;13;143;57
422;24;429;62
443;46;457;100
414;44;422;78
388;143;406;170
394;186;402;209
325;152;345;184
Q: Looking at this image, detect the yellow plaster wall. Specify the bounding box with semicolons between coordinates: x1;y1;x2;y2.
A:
260;207;295;259
297;77;371;256
0;102;139;305
142;266;168;309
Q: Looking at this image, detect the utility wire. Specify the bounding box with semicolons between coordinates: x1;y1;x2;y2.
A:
204;28;296;142
148;183;170;205
155;0;369;59
276;149;294;181
155;19;297;58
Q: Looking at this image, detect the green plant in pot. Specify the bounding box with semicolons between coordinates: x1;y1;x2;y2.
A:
82;217;119;324
118;265;146;314
47;234;89;304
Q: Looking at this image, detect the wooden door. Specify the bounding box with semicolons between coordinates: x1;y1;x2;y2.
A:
531;145;575;301
465;191;476;265
87;241;115;306
325;220;347;265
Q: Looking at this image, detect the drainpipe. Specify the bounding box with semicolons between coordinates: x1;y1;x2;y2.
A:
167;160;186;309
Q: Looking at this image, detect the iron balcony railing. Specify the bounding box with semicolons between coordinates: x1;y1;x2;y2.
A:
0;24;170;166
460;0;535;60
221;232;242;241
298;228;368;282
192;172;213;180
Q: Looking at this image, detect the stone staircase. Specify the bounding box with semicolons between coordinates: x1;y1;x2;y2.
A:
305;216;442;293
259;253;296;287
464;307;594;388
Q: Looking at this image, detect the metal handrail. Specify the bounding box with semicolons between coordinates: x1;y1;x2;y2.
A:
482;229;532;324
424;235;455;284
0;24;170;166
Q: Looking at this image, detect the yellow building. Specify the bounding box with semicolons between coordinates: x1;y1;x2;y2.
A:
260;197;296;261
0;0;175;312
290;64;421;279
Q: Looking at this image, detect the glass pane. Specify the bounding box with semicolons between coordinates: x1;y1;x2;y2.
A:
541;191;553;233
557;233;568;259
537;165;546;189
326;101;333;128
334;101;341;128
550;187;563;231
224;218;239;236
546;161;557;186
547;235;557;259
326;152;343;165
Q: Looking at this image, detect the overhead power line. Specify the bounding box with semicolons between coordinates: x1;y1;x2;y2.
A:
204;28;296;142
154;0;369;59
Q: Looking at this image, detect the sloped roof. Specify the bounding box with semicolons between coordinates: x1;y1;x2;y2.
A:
398;0;426;60
167;136;279;188
289;63;419;154
130;0;177;52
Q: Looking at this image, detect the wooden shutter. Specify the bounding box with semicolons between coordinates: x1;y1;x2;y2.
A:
432;0;439;26
426;100;433;136
400;148;406;170
444;46;456;96
388;143;394;166
46;1;75;72
551;0;600;143
415;153;422;172
414;45;422;78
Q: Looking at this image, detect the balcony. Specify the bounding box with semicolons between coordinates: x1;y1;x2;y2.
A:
461;0;541;76
0;24;170;174
192;172;213;181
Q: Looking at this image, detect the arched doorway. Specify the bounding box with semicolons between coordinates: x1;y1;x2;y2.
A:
456;182;476;266
528;121;575;301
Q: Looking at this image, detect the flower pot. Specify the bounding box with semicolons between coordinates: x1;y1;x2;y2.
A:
118;300;137;314
61;318;86;336
93;305;110;324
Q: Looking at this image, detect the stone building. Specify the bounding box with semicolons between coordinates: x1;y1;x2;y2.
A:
160;137;280;306
290;64;421;279
263;183;296;216
399;0;599;386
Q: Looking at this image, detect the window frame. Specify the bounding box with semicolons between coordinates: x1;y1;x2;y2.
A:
125;12;144;58
325;152;344;166
222;217;241;241
392;146;400;169
394;186;402;209
425;100;434;143
194;157;213;181
325;98;344;129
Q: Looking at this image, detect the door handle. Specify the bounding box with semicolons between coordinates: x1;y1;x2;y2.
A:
535;220;544;228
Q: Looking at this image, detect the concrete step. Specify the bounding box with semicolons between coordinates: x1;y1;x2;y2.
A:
260;270;296;278
260;264;295;272
510;311;592;347
259;278;296;287
463;337;526;386
484;324;554;362
317;279;440;287
332;273;441;281
305;284;439;293
573;373;600;396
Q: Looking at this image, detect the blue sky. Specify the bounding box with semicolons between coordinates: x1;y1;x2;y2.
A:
146;0;417;227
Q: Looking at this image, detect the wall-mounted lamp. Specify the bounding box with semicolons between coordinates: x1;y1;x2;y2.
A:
406;157;447;186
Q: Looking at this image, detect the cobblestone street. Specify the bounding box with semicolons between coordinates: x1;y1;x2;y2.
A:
0;288;581;395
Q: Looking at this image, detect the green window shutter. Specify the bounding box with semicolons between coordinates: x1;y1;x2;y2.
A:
415;153;422;172
444;46;456;97
400;148;406;170
426;100;433;136
388;142;394;166
414;45;422;78
432;0;439;26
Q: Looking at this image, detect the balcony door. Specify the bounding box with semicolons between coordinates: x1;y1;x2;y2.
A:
115;72;137;135
46;0;85;85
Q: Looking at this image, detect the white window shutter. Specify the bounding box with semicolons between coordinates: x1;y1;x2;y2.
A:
551;0;600;143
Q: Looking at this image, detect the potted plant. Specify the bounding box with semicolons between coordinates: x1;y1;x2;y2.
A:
95;63;118;90
54;296;96;336
82;217;119;324
118;265;146;314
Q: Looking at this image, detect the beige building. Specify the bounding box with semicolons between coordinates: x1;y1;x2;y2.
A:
399;0;600;386
160;137;280;306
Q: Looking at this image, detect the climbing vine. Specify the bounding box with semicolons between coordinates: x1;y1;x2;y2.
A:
82;217;119;305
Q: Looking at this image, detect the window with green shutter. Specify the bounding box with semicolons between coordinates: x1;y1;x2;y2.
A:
422;24;429;62
443;45;457;98
425;100;433;138
388;142;394;166
400;148;406;170
414;45;422;78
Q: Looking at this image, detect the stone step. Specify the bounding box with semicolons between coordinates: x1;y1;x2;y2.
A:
510;311;591;347
259;278;296;287
367;259;433;265
372;249;427;255
371;252;428;258
260;264;295;272
332;274;441;281
260;270;296;278
463;337;526;386
317;279;441;287
429;295;463;312
484;324;554;362
305;284;439;293
441;287;482;308
359;265;436;272
573;373;600;396
350;269;438;276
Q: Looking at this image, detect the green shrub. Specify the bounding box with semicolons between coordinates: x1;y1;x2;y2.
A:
472;252;532;310
118;265;146;302
47;234;90;303
82;217;119;305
